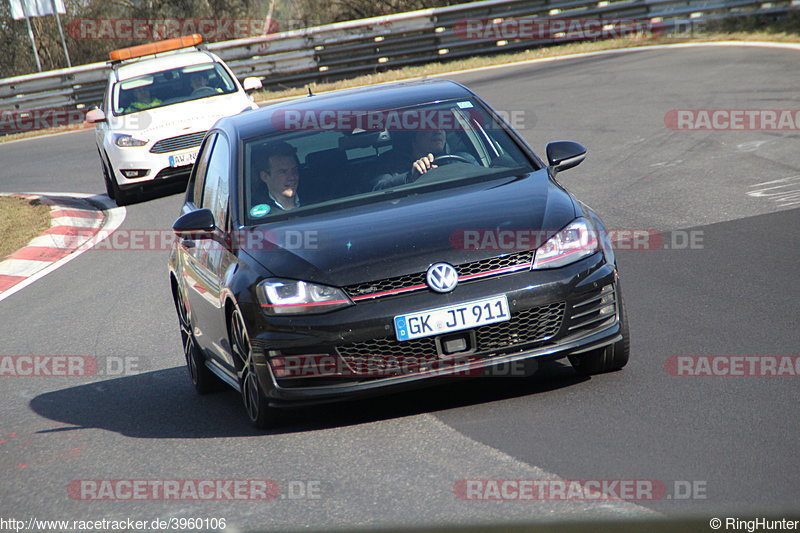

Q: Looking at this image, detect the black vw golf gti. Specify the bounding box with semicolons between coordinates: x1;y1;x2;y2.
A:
168;79;629;428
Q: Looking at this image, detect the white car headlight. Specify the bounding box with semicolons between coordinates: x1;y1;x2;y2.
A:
257;279;352;315
532;218;599;269
114;134;148;147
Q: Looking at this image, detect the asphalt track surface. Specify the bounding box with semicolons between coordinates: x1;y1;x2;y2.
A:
0;44;798;530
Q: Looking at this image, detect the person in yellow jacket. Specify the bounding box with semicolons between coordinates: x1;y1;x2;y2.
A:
127;85;162;112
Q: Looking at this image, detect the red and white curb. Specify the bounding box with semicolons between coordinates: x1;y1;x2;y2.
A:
0;192;126;302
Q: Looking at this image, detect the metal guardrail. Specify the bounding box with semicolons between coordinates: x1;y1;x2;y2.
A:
0;0;795;118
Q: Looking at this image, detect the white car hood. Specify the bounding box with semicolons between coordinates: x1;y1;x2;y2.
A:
109;93;253;141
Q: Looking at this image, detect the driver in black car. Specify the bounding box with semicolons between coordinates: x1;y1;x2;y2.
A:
372;129;478;190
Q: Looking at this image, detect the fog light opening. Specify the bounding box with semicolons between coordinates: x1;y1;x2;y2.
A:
121;169;148;179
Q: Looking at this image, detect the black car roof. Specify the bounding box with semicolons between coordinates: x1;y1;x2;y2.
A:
216;79;477;141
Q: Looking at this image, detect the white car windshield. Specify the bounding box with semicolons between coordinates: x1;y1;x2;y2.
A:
114;62;237;116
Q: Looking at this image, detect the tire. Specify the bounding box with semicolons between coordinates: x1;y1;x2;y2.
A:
98;149;117;200
99;150;132;206
113;181;140;207
568;286;630;375
175;286;220;394
113;181;131;207
101;161;115;200
229;307;280;429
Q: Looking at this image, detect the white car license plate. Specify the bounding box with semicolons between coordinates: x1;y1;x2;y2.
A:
169;151;198;167
394;295;510;341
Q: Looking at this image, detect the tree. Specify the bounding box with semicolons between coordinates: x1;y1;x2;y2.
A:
0;0;464;78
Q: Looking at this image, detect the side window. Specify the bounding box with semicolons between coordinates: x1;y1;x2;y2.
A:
187;133;217;207
292;130;343;162
200;135;231;230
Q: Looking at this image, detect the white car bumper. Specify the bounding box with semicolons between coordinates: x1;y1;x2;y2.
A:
104;139;201;187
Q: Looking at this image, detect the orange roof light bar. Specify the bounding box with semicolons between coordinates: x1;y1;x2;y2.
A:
109;34;203;62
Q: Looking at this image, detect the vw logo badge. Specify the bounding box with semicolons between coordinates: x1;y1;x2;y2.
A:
426;263;458;293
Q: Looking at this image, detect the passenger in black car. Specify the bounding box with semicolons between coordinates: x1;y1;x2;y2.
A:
252;141;302;212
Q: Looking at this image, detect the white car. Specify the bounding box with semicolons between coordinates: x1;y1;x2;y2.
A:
86;35;261;205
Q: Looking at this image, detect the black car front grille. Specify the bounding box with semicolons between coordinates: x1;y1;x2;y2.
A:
150;131;207;154
475;302;565;351
345;250;534;300
336;301;565;374
346;271;426;299
457;251;533;277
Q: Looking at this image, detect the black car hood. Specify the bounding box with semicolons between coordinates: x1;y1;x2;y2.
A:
241;170;576;287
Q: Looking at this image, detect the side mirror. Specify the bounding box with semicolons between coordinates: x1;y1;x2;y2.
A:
242;77;263;93
85;107;106;124
173;209;216;239
546;141;586;172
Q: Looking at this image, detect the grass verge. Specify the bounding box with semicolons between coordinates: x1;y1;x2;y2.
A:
0;196;52;261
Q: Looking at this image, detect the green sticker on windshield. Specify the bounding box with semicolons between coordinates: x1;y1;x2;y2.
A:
250;204;271;217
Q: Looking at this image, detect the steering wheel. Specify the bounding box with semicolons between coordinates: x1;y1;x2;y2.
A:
431;154;471;165
411;153;472;181
191;87;218;97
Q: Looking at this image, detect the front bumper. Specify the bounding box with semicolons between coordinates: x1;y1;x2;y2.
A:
247;251;621;408
106;145;198;187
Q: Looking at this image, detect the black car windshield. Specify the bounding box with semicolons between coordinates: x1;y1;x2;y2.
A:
114;62;237;116
242;98;536;224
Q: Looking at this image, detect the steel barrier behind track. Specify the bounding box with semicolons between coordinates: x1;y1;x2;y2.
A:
0;0;795;123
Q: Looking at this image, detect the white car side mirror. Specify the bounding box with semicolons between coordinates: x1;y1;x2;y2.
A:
242;77;263;93
85;108;107;124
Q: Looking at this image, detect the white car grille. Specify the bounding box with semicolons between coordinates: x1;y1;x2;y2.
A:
149;131;207;154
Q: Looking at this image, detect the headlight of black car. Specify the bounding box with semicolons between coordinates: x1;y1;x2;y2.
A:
532;218;599;270
257;279;353;315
